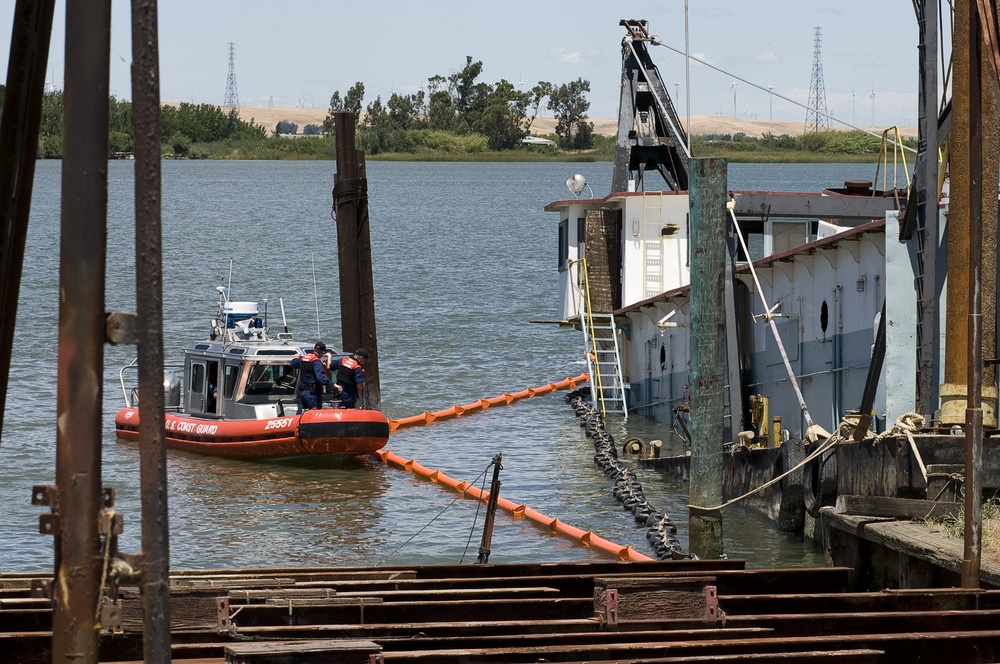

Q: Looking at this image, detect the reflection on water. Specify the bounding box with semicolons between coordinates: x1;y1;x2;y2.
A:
0;161;862;571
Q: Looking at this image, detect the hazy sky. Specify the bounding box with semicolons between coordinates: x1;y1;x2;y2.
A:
2;1;931;127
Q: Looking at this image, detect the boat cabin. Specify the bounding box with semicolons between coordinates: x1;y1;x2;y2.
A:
153;299;345;420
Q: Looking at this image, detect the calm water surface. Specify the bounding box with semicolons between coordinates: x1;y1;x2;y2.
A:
0;160;874;572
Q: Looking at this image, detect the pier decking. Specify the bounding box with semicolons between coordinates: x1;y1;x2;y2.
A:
4;559;1000;662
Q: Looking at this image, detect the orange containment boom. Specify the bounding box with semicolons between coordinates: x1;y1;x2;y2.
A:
387;373;589;433
375;448;652;562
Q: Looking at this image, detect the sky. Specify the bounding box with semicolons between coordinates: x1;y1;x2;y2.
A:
1;1;931;128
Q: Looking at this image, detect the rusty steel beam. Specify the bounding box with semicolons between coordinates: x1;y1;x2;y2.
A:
53;0;112;662
963;0;985;589
0;0;55;443
130;0;172;660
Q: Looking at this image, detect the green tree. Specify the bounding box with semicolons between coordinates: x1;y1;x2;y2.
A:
323;82;365;134
525;82;552;134
363;96;389;129
474;79;530;150
548;78;593;149
344;82;365;115
275;120;298;135
387;91;421;130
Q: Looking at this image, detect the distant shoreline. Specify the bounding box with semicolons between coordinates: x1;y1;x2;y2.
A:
226;105;917;140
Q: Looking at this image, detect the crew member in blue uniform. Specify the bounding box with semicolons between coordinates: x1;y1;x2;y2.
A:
291;341;337;411
330;347;368;408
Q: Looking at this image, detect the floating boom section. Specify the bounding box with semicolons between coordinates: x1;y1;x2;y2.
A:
612;19;690;193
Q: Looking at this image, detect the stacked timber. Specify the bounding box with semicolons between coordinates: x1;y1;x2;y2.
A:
4;559;1000;662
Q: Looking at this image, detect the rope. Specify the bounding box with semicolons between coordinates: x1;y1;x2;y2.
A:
691;412;929;513
690;424;845;513
459;460;495;564
375;462;492;567
95;509;115;622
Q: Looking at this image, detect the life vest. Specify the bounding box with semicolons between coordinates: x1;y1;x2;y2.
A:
297;352;321;388
337;356;361;385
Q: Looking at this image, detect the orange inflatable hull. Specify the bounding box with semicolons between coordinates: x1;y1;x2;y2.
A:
115;407;390;460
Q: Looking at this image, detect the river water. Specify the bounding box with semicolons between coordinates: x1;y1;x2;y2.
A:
0;160;876;572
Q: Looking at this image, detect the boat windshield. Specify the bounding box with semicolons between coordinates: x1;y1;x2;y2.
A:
237;361;298;404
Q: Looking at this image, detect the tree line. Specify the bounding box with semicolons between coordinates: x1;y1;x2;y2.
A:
0;55;596;158
322;57;594;154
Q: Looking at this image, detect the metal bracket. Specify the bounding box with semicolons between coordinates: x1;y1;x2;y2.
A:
38;513;59;535
106;311;139;345
605;588;618;626
705;585;726;624
30;579;50;598
98;509;124;536
217;597;231;632
100;597;124;635
31;484;57;507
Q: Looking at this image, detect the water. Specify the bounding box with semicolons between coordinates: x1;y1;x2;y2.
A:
0;160;875;572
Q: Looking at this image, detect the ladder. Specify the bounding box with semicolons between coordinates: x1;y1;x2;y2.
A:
576;259;628;419
642;191;664;298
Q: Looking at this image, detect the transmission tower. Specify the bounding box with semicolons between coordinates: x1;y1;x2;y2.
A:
224;42;239;112
805;27;829;132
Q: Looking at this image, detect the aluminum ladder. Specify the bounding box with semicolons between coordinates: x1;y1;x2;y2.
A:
575;258;628;420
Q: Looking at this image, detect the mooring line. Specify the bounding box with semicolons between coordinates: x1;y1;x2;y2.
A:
387;373;589;432
374;448;652;562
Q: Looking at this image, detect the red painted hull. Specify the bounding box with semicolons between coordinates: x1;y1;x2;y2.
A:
115;408;390;460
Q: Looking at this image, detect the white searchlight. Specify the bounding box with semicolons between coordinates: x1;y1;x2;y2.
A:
565;173;594;198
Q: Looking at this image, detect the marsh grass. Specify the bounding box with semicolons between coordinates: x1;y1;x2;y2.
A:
929;496;1000;554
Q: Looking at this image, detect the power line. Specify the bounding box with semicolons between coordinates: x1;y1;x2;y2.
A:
651;40;914;153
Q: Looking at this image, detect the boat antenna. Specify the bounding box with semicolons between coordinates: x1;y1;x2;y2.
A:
262;298;268;336
226;257;234;301
279;297;288;334
311;253;321;338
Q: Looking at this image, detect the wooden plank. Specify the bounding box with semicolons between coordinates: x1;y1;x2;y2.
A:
834;495;961;519
225;639;380;664
264;597;384;607
822;509;1000;588
594;576;716;622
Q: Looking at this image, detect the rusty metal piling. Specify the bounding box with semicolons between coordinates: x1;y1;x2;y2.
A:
0;0;55;444
130;0;172;657
53;0;111;660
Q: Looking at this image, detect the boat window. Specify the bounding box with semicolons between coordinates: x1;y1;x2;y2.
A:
558;218;569;271
238;361;298;404
223;364;240;399
190;363;205;393
772;221;808;255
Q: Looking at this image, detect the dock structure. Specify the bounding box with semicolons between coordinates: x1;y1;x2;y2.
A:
4;559;1000;662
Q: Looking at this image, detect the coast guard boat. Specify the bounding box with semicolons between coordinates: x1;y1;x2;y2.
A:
114;287;389;463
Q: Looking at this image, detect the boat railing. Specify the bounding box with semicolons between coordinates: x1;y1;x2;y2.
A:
118;357;185;411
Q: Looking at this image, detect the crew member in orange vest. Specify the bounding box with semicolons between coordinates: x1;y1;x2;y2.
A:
330;347;367;408
291;341;336;410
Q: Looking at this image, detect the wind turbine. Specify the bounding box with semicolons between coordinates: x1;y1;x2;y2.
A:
674;78;680;102
730;81;738;119
767;80;773;121
852;85;856;125
869;83;876;126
